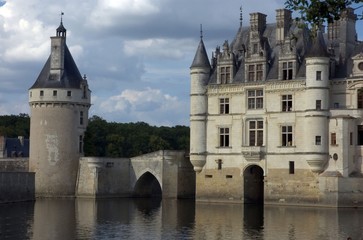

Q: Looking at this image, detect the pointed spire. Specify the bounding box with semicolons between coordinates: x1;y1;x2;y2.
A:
200;24;203;40
190;25;211;69
240;5;243;27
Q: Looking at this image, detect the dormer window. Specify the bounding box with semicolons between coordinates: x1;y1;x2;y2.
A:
220;66;231;84
282;62;293;80
247;64;263;81
253;44;258;54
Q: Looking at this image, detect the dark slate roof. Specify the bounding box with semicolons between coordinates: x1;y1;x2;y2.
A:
306;30;329;58
4;137;29;157
30;45;83;89
190;39;211;69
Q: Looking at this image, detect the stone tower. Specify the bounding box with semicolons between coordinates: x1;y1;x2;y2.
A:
189;33;211;172
304;30;330;173
28;20;91;197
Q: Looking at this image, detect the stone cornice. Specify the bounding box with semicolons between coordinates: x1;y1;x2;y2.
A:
207;80;306;95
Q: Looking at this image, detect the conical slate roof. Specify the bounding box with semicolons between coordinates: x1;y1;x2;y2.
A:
306;30;329;58
30;45;83;89
190;39;211;69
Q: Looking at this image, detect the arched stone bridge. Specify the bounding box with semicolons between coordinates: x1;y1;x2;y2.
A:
76;150;195;199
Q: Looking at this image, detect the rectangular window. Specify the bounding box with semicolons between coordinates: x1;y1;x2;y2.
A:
79;135;83;153
40;90;44;97
315;136;321;145
282;94;292;112
282;125;293;146
30;91;32;98
248;64;263;81
249;120;264;146
358;125;363;145
358;89;363;109
80;111;84;125
220;66;231;84
67;91;72;97
350;132;353;145
316;71;322;80
248;65;255;81
53;90;57;96
219;128;230;147
282;61;293;80
256;64;263;81
219;98;230;114
247;89;263;109
289;161;295;174
316;100;322;110
331;133;337;145
253;43;258;54
334;102;339;108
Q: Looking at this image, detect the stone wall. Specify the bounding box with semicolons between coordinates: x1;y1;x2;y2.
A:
0;172;35;203
76;157;131;198
0;158;29;172
264;169;322;206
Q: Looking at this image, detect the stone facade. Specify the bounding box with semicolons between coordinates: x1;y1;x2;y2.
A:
190;8;363;207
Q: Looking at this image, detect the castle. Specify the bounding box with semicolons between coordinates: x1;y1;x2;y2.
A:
189;8;363;206
2;7;363;207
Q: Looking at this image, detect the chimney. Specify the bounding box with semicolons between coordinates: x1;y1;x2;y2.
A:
276;9;292;42
250;12;267;36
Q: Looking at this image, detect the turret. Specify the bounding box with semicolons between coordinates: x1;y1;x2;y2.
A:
189;31;210;173
304;30;330;173
28;19;91;197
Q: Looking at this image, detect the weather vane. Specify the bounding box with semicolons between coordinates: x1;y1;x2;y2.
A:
61;12;64;23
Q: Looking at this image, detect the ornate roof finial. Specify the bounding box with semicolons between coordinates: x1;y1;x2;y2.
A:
240;5;243;27
200;24;203;40
56;12;66;37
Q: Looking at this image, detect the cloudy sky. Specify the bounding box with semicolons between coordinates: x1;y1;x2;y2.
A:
0;0;362;126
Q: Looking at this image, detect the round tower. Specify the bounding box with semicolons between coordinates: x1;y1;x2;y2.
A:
189;32;211;173
304;30;330;173
28;21;91;197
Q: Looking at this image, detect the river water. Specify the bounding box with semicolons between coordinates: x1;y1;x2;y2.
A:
1;198;362;240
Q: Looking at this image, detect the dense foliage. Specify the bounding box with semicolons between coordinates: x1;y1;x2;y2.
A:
285;0;363;26
0;114;189;158
0;114;30;138
83;116;189;158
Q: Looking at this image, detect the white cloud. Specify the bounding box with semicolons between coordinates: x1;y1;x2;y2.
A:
96;88;187;125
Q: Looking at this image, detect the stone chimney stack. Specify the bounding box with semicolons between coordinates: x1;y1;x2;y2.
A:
276;9;292;42
250;12;267;37
50;22;67;81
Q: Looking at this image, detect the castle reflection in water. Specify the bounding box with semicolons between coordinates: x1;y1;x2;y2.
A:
1;199;362;240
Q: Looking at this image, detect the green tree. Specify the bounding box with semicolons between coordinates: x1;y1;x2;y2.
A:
285;0;363;27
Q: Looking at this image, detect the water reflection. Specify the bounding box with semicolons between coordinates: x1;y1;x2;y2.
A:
1;198;363;239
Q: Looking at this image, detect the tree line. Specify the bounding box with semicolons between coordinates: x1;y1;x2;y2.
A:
0;114;30;138
83;116;189;158
0;114;190;158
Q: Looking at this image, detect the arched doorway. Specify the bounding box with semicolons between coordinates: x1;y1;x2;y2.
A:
133;172;162;198
243;165;264;204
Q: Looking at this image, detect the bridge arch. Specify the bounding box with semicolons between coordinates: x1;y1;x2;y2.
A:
133;171;162;198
